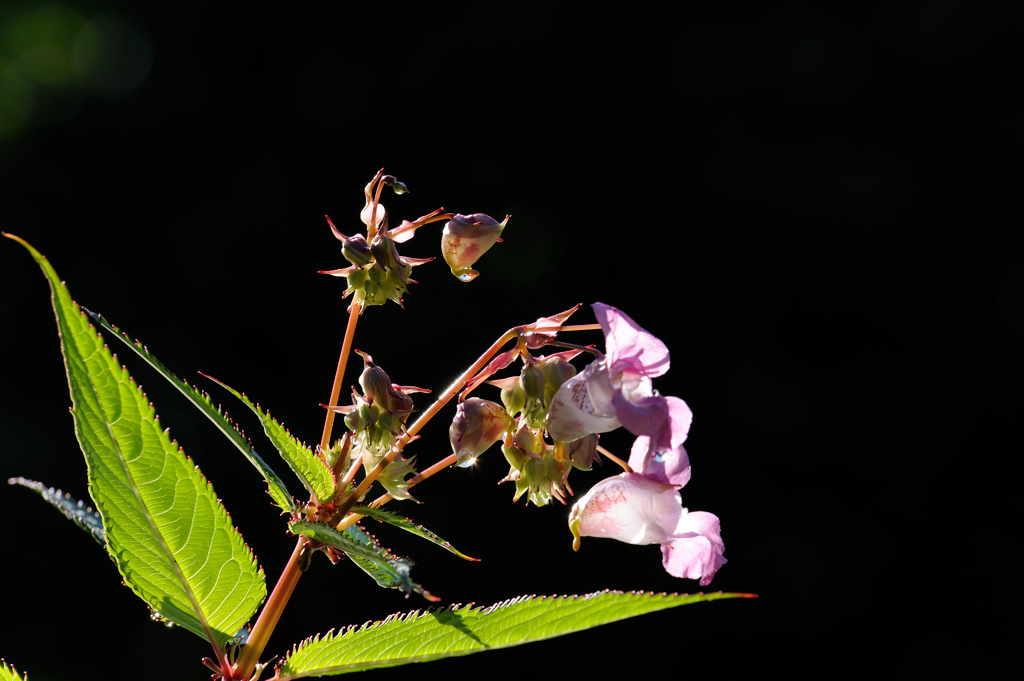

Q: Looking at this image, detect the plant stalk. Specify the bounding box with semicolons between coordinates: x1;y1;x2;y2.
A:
235;302;362;678
319;302;362;453
596;444;632;472
232;538;306;680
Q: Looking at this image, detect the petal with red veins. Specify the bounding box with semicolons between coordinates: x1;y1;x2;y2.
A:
546;361;620;443
571;473;682;546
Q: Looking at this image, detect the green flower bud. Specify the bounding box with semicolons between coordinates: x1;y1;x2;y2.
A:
521;364;547;429
502;443;527;470
500;380;526;416
358;401;379;429
344;408;362;432
540;356;576;405
371;233;400;271
341;233;373;267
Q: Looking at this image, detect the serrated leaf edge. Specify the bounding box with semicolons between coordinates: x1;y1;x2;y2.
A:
273;590;752;679
0;659;26;681
9;235;267;649
350;505;477;561
8;476;106;545
203;375;336;505
86;309;297;513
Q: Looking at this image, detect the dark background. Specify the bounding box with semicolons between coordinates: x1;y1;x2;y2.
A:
0;2;1016;679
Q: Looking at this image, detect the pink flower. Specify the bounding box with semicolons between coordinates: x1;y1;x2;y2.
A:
441;213;509;282
569;436;725;585
546;303;692;453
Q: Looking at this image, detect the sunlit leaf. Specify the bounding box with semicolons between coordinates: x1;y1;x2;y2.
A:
205;376;336;505
0;659;26;681
87;310;297;512
8;235;266;650
275;591;754;678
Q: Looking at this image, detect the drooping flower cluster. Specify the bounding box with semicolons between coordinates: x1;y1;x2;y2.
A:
546;303;692;456
321;170;509;309
569;436;726;585
331;350;428;501
447;302;725;584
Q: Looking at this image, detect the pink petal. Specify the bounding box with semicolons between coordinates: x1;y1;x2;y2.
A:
572;473;683;545
665;396;693;450
611;390;669;448
546;361;620;443
629;436;691;488
661;511;726;586
592;303;670;378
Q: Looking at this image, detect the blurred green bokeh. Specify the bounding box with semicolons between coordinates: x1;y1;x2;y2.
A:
0;1;150;140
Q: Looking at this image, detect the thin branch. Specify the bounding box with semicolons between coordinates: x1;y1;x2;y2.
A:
319;302;361;454
597;444;632;473
231;538;307;680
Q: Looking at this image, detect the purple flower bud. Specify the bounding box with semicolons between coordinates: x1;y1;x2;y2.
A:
441;213;508;282
341;233;373;267
449;398;514;467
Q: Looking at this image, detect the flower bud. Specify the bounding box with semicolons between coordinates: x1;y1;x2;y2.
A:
521;363;548;429
343;408;362;432
500;380;525;416
359;363;392;409
449;398;514;467
502;442;527;470
441;213;508;282
566;433;600;471
357;401;379;429
341;233;373;267
540;356;576;405
370;233;400;272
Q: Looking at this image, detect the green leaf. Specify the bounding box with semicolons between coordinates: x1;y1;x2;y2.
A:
86;310;297;512
289;520;437;601
8;235;266;649
205;376;336;505
275;590;754;678
0;659;26;681
351;506;477;561
8;477;105;545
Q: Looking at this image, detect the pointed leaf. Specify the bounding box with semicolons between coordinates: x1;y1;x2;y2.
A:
205;377;336;505
350;506;478;561
8;236;266;649
289;520;436;601
86;310;297;512
275;590;754;678
0;659;26;681
9;477;105;545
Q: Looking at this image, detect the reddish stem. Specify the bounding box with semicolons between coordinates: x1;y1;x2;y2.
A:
232;538;306;680
319;302;362;453
234;301;362;678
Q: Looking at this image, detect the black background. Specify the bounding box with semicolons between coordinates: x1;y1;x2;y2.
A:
0;2;1017;679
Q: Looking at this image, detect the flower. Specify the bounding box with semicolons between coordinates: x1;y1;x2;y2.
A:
449;398;514;467
568;436;725;585
546;303;692;454
441;213;509;282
